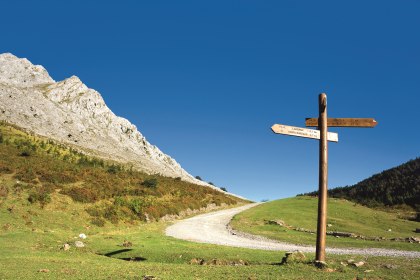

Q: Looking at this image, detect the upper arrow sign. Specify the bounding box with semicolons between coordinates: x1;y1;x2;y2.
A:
271;124;338;142
305;118;378;128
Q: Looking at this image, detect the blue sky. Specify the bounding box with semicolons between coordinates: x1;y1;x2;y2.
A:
1;1;419;201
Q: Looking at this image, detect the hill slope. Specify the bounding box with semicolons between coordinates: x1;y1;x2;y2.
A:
301;158;420;210
231;197;420;251
0;122;245;223
0;53;212;188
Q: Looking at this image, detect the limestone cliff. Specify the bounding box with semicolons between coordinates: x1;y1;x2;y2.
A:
0;53;212;188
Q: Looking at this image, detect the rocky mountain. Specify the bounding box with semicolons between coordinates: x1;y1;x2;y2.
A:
0;53;212;188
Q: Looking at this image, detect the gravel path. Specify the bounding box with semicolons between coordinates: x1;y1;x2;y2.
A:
166;203;420;258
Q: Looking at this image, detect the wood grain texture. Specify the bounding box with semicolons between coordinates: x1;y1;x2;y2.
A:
316;93;328;262
305;118;377;127
271;124;338;142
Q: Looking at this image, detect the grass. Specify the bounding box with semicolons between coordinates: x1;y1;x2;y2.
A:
231;196;420;251
0;122;419;278
0;122;246;223
1;190;419;279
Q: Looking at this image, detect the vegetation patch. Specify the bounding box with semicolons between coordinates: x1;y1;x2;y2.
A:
300;158;420;220
0;122;245;224
231;196;420;251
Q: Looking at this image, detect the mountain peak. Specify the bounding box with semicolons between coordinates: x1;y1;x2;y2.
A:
0;53;224;193
0;53;54;87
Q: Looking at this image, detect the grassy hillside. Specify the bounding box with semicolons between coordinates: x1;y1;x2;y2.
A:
301;158;420;212
231;196;420;251
0;122;245;224
1;123;419;279
1;186;419;279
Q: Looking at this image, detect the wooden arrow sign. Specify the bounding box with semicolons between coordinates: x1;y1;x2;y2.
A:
271;124;338;142
305;118;377;128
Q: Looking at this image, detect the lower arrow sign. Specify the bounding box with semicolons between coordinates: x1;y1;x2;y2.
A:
271;124;338;142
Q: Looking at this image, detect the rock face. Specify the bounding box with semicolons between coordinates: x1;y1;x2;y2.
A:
0;53;212;188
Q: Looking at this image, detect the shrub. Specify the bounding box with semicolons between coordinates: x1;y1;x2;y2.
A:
195;176;202;181
220;187;227;192
0;165;14;174
28;188;51;207
14;169;37;183
63;187;98;203
209;182;214;186
103;205;119;224
128;198;143;214
91;217;106;227
141;178;158;188
19;150;31;157
107;165;120;174
0;186;8;197
113;196;127;207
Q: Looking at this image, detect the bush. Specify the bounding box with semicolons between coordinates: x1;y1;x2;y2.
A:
107;165;120;174
0;165;14;174
195;176;202;181
63;187;99;203
19;150;31;157
28;189;51;207
141;178;158;188
0;186;8;197
103;205;119;224
128;199;143;215
91;217;106;227
220;187;227;192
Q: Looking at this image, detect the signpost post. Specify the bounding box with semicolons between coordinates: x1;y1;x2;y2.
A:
271;93;377;263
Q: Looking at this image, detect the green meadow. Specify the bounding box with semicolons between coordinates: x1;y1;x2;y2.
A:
1;122;419;279
231;196;420;251
1;191;419;279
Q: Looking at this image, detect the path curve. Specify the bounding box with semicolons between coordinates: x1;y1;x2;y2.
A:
166;203;420;258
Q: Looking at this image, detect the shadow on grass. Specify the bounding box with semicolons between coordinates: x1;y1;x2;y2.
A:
100;249;147;262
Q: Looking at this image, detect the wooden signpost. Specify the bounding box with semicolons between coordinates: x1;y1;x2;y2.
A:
271;93;377;262
271;124;338;142
305;118;377;128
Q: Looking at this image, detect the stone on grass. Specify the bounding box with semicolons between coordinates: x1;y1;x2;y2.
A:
122;240;133;247
352;261;365;267
281;251;306;264
74;241;85;248
38;269;49;273
384;264;398;269
266;220;285;226
62;243;70;251
314;260;328;269
189;258;205;265
79;233;87;239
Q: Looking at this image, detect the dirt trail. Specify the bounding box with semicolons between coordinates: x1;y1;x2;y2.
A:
166;203;420;258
